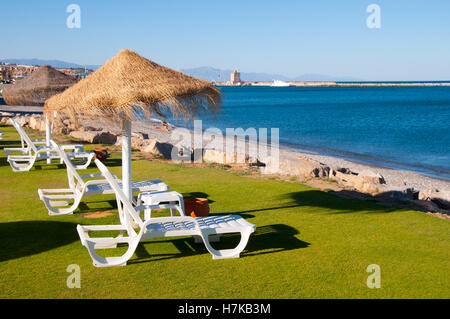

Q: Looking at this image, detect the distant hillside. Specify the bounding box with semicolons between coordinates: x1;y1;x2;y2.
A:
1;59;362;82
180;66;362;82
0;58;101;70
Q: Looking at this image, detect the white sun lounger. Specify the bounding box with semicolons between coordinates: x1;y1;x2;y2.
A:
3;118;93;172
38;140;169;216
77;159;256;267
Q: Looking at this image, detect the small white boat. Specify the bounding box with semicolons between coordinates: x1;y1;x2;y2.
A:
271;80;291;87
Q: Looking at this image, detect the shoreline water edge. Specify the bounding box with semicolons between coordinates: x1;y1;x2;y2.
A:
1;108;449;218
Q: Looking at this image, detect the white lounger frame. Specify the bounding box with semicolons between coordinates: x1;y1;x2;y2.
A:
4;118;93;172
38;141;168;216
77;159;256;267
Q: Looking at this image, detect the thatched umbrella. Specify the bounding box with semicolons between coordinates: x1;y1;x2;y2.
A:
3;65;78;106
4;65;78;162
45;49;221;200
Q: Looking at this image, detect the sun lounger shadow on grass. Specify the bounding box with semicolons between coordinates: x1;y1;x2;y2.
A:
101;158;124;167
285;190;399;215
128;224;308;264
0;140;23;148
0;221;79;262
77;199;118;213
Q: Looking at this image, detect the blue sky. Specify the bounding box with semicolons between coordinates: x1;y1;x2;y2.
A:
2;0;450;80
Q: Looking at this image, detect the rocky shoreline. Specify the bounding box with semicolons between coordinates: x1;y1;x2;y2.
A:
2;111;449;218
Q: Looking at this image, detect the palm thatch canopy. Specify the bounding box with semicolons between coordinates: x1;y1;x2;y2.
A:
45;49;221;127
3;65;78;106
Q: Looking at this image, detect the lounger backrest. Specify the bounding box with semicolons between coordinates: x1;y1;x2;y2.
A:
94;159;144;228
9;118;38;152
50;140;84;190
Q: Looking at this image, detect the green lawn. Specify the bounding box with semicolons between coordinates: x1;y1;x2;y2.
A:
0;124;448;299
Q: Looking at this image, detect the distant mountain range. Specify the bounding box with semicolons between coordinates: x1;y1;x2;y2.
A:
0;58;101;71
0;58;362;82
180;66;363;82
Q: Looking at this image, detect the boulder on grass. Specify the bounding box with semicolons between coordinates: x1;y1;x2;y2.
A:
70;130;117;144
141;140;174;159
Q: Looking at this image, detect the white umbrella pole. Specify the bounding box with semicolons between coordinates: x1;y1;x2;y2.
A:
45;116;52;164
122;117;132;201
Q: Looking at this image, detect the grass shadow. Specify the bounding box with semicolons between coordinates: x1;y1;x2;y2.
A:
244;224;309;256
102;158;123;167
284;190;398;214
0;140;23;148
0;221;79;262
77;199;118;214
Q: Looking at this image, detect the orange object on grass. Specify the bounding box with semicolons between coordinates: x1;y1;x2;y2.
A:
184;198;210;217
93;148;109;162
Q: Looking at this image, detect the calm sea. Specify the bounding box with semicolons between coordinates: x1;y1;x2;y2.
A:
172;86;450;180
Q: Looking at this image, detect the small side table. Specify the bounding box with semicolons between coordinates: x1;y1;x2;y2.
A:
137;191;185;220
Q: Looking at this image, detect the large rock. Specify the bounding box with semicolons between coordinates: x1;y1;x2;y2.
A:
332;169;385;191
29;116;43;130
333;170;364;188
358;169;386;184
53;125;73;135
356;182;387;196
14;115;30;127
380;186;416;201
37;120;47;131
141;140;174;159
70;130;117;144
203;149;249;164
418;189;450;209
115;135;152;150
412;200;442;212
203;149;227;164
131;137;149;150
260;156;330;177
1;117;10;124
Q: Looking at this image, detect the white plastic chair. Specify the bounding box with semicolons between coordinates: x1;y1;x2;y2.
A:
38;140;169;216
77;159;256;267
3;118;93;172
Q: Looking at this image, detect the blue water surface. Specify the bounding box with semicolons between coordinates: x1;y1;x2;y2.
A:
171;86;450;180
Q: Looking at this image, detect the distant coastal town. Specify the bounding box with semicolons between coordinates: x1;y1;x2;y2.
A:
2;62;449;88
0;62;93;84
215;70;450;87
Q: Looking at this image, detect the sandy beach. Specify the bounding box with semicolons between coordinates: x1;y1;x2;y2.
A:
96;116;450;193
